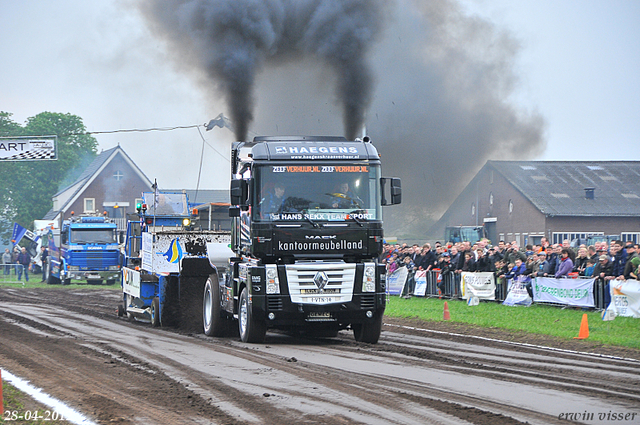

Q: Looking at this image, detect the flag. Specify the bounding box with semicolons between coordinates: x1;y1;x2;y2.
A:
11;223;28;245
602;306;616;321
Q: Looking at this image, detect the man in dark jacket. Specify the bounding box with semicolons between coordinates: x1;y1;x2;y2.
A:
473;248;494;272
610;240;627;280
418;243;436;271
623;244;638;279
593;254;615;308
17;247;31;282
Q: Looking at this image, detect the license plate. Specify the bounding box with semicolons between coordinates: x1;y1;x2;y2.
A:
87;275;101;279
308;312;332;319
310;297;334;303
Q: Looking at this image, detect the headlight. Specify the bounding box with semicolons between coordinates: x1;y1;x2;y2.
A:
182;218;191;226
362;263;376;292
265;265;280;294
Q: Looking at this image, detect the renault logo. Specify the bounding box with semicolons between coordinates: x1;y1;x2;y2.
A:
313;271;329;291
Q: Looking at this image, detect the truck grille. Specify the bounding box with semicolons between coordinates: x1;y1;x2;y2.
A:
285;262;355;304
67;251;120;269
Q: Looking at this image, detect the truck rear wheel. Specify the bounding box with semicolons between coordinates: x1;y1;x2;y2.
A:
238;287;266;343
352;313;383;344
203;275;227;337
151;297;160;327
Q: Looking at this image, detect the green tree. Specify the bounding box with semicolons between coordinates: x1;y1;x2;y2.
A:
0;112;98;243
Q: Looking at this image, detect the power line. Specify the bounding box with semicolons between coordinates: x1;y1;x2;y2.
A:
83;124;204;135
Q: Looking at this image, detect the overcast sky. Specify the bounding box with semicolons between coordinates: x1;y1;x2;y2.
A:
2;0;639;195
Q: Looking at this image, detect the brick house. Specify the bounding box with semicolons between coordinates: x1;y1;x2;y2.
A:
430;161;640;246
43;145;152;230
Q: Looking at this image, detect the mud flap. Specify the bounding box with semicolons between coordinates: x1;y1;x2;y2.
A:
178;257;216;333
178;275;207;332
159;275;180;327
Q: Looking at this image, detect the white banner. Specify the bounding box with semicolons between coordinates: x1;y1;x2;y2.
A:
387;267;408;295
533;277;595;307
0;137;56;161
460;272;495;300
503;277;532;307
606;280;640;318
414;270;427;296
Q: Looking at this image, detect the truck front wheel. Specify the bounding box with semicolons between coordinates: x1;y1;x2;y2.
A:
203;275;227;337
238;287;266;343
352;313;383;344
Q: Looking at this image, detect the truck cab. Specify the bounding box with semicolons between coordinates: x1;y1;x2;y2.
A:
49;214;121;285
215;136;401;343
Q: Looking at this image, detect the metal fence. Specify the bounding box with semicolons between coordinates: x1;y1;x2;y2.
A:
1;264;31;282
405;270;608;310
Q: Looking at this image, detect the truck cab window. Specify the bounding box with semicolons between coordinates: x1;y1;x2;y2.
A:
253;163;381;222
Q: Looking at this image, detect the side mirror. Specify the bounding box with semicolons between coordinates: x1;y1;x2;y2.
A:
228;206;241;217
230;179;248;206
380;177;402;206
390;178;402;205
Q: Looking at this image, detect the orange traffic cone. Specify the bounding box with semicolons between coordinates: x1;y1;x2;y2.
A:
443;301;451;321
573;313;589;340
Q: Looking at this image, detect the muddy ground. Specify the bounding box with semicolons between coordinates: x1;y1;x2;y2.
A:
1;288;639;424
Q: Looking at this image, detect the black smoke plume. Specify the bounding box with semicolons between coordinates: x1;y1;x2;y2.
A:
140;0;546;238
139;0;384;141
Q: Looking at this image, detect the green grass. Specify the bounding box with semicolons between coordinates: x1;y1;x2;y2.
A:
1;380;71;424
0;278;120;290
385;296;640;349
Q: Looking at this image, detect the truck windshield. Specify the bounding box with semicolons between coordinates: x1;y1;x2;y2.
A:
70;229;117;244
142;192;189;216
253;163;381;222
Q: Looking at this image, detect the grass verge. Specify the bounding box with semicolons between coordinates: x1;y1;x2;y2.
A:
385;296;640;349
0;279;120;290
1;379;72;424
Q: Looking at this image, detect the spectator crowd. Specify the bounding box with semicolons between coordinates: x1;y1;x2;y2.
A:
1;245;48;282
381;238;640;300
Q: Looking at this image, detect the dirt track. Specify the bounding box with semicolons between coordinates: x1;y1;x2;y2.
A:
1;288;639;424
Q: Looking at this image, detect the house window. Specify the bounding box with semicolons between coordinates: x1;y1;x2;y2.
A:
508;199;513;214
471;203;476;216
84;198;95;213
489;192;493;206
113;170;124;181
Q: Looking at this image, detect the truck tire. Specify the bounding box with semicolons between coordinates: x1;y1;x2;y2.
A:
151;296;160;327
352;313;383;344
238;287;266;343
203;275;228;337
46;263;60;285
62;278;71;285
106;279;116;285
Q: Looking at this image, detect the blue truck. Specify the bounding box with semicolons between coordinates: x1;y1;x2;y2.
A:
46;214;121;285
118;191;231;327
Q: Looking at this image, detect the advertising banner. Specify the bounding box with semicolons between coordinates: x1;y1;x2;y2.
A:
604;280;640;319
414;270;427;296
503;276;533;307
386;267;408;295
460;272;495;300
533;277;595;307
0;137;56;161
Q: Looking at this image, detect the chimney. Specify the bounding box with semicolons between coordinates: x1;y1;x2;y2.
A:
584;187;595;200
